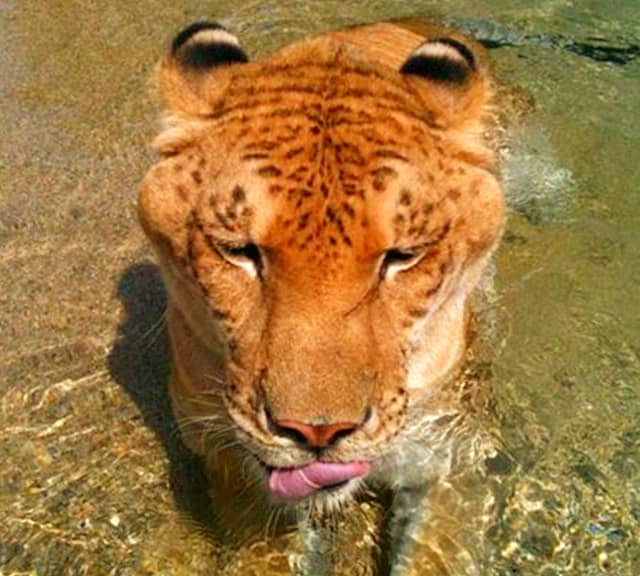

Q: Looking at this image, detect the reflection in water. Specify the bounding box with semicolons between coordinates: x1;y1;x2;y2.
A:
1;0;639;574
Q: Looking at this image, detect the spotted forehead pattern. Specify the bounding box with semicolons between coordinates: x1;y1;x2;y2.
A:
189;47;478;279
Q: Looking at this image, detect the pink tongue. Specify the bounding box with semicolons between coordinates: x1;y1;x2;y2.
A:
268;461;369;500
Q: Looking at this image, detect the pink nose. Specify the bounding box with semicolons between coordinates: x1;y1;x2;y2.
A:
274;419;360;448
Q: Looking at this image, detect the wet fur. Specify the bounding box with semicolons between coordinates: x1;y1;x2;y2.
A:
139;21;504;573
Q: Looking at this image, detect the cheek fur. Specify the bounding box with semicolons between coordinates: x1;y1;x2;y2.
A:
405;290;467;392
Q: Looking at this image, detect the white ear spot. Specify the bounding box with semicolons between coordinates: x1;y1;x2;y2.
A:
171;21;248;70
186;28;240;49
413;42;468;65
400;37;475;84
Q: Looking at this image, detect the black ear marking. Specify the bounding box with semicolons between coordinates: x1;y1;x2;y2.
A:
400;37;475;84
171;21;226;53
171;20;248;70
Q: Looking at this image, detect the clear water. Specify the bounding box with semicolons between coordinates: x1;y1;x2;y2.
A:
1;0;638;574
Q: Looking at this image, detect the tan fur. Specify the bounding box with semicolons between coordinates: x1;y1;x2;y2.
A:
139;20;504;532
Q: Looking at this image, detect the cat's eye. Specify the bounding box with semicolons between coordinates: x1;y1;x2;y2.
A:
379;247;426;280
215;242;263;278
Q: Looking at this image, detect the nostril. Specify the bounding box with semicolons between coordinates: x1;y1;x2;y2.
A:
330;424;357;444
274;422;311;446
274;419;360;448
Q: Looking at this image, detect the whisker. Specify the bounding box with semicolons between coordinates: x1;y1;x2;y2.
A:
238;472;263;498
201;428;237;450
182;395;225;409
270;507;285;540
212;438;243;453
140;308;168;349
176;414;224;427
265;506;280;540
237;490;263;526
202;372;227;386
240;453;258;483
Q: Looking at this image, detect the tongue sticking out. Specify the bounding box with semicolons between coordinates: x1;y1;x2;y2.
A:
267;461;370;500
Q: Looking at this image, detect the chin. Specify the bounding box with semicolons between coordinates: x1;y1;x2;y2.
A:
301;477;367;513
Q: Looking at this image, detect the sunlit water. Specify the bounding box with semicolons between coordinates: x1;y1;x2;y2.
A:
1;1;638;574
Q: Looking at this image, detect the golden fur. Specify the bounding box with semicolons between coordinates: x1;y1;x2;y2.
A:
139;20;505;569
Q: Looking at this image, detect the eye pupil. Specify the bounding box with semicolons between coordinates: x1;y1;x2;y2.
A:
227;243;260;262
218;242;263;276
384;249;416;265
380;248;420;279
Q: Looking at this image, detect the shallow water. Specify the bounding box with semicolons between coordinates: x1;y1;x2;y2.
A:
1;1;639;574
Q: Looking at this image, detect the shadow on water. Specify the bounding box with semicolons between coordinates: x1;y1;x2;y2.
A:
106;262;215;529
